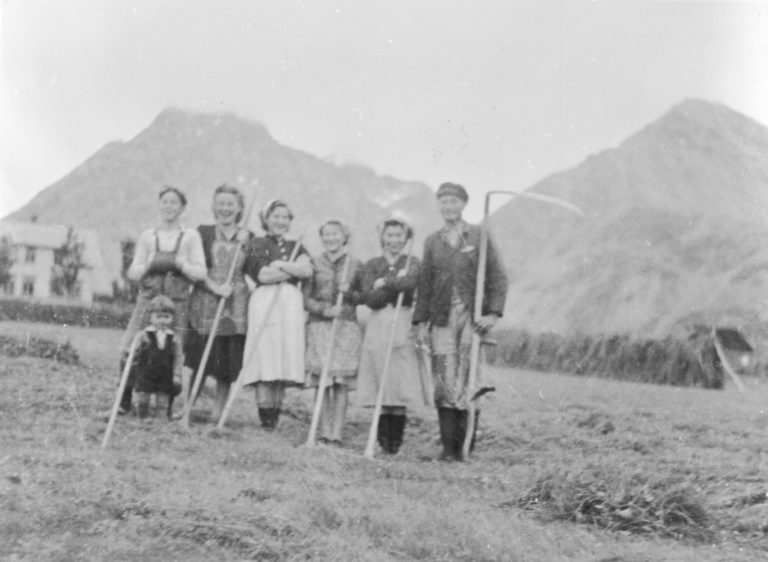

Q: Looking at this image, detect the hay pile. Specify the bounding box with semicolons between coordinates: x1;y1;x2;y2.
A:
487;329;723;388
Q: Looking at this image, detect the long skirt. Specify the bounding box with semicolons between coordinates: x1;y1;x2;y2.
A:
305;319;362;389
356;305;421;408
239;283;305;387
430;299;485;409
183;330;245;385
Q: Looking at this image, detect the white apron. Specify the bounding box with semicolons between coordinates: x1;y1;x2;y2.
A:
239;283;305;387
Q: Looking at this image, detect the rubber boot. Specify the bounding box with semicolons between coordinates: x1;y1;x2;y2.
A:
438;408;459;461
258;408;275;430
377;414;392;452
387;415;407;454
118;354;133;415
455;410;480;460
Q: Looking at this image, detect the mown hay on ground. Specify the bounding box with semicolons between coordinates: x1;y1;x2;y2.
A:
0;334;80;364
509;466;712;541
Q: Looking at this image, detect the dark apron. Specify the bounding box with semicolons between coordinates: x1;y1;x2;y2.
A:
138;229;190;300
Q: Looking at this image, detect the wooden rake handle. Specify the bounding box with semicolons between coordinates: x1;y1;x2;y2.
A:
101;332;142;449
182;183;259;428
306;253;354;446
363;240;415;459
215;235;304;430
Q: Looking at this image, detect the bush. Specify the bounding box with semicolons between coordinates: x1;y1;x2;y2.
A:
486;329;723;389
0;298;132;330
0;334;80;364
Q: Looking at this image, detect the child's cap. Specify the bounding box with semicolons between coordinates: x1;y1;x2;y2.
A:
148;295;176;315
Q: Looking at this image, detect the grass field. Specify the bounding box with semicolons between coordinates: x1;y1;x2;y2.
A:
1;320;766;561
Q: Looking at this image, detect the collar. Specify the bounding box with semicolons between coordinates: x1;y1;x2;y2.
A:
215;224;239;241
439;220;470;235
146;325;175;335
323;250;347;265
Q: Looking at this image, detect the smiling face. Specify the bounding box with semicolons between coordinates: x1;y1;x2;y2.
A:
437;194;466;223
265;205;292;236
150;311;174;331
320;223;346;254
159;190;185;224
381;225;408;256
213;192;242;226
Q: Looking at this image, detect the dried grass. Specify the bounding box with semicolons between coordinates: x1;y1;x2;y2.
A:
510;466;712;541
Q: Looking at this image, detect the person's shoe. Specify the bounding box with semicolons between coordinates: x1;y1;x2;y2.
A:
377;414;392;452
455;409;480;460
386;415;406;454
437;408;459;461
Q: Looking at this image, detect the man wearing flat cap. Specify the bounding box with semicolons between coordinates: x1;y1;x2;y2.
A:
412;182;507;461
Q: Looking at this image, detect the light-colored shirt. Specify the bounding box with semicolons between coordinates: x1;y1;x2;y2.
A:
127;227;206;282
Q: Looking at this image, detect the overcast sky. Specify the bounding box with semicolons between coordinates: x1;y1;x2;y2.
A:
2;0;767;220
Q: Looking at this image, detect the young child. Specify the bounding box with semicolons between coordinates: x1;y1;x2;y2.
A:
128;295;183;420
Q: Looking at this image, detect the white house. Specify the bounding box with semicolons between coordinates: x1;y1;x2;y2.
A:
0;222;112;305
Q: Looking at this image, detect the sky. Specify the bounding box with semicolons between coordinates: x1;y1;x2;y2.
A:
1;0;767;221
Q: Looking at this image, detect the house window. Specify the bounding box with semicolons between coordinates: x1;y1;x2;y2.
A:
22;277;35;296
25;247;36;263
2;278;14;295
54;249;64;266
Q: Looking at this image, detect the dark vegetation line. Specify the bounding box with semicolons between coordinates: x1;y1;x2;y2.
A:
484;328;723;388
1;298;724;389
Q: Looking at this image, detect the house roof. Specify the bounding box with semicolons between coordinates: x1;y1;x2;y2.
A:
0;222;72;249
0;221;113;294
714;328;753;353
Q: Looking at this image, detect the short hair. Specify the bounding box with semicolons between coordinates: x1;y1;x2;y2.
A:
212;184;245;224
148;295;176;315
319;220;350;245
259;199;294;231
378;218;413;247
159;185;188;207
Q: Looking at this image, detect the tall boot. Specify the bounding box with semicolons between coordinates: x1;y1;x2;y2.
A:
438;408;459;461
118;354;133;415
377;414;392;452
258;407;275;430
455;409;480;460
387;415;406;454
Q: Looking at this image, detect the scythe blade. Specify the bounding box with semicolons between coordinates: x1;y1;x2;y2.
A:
502;191;584;216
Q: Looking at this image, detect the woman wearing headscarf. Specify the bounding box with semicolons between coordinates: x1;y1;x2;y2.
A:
239;200;312;429
357;217;421;454
412;182;508;461
304;220;364;445
118;186;206;415
183;184;255;421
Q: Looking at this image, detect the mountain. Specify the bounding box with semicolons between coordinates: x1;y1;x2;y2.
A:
5;108;441;282
490;99;768;343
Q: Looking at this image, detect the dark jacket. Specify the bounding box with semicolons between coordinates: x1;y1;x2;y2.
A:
412;222;507;326
303;252;364;322
361;254;421;310
242;235;308;287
